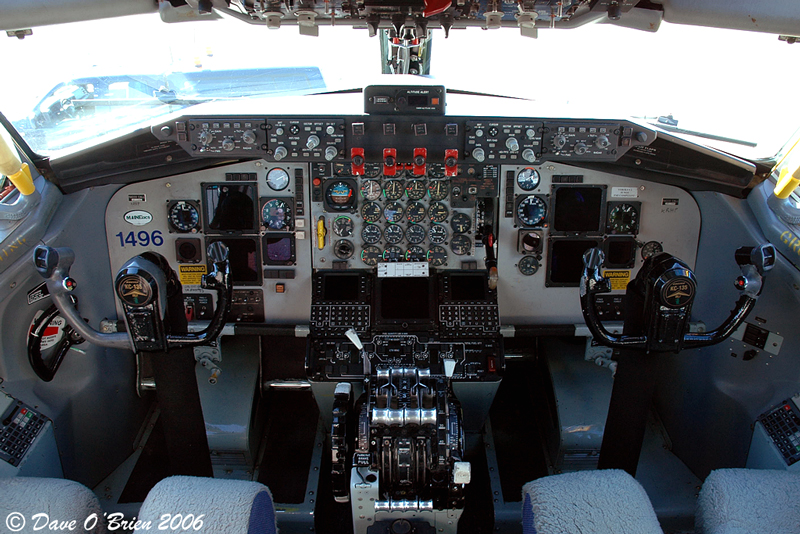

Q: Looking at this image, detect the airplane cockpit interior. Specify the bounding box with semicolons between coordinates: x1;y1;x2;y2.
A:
1;0;800;532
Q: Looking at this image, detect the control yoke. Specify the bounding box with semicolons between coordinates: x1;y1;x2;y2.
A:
33;244;232;353
579;244;775;352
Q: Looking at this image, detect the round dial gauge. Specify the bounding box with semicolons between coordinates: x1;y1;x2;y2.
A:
406;202;426;223
516;168;540;191
641;240;663;260
332;216;354;237
428;224;448;244
361;224;382;244
361;246;381;266
405;246;426;262
361;202;381;223
384;201;404;223
360;179;382;201
428;202;449;223
450;234;472;256
383;246;403;262
405;224;426;244
384;180;404;201
517;196;547;227
427;163;446;179
384;224;404;244
450;212;471;233
518;255;540;276
428;180;448;201
168;201;200;233
334;240;354;260
262;199;292;230
266;168;290;191
406;179;427;200
608;203;639;234
326;180;355;209
363;163;382;178
427;246;448;267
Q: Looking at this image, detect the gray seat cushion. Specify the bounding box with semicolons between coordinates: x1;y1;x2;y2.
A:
697;468;800;534
522;470;663;534
0;476;106;533
136;476;276;534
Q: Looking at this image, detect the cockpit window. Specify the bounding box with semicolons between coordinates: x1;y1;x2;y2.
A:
1;13;798;159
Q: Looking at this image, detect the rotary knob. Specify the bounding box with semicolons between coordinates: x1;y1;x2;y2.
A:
596;135;610;149
306;135;320;149
574;142;588;155
506;137;520;152
221;138;235;152
472;147;485;162
526;128;536;139
553;134;567;150
274;146;288;160
326;125;336;135
242;129;256;145
325;146;338;161
198;130;214;146
522;148;536;162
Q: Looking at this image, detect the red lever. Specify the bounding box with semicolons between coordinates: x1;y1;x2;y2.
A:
351;148;365;176
424;0;451;17
383;148;397;176
413;148;427;176
444;149;458;177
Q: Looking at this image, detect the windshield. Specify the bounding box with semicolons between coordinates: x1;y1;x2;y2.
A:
1;13;798;160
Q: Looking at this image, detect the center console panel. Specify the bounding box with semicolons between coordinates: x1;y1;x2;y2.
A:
307;270;501;534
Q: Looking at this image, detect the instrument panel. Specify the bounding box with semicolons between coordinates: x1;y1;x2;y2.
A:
101;114;700;328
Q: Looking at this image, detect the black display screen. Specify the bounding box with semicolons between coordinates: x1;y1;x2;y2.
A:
208;238;260;284
204;184;256;232
449;274;487;301
549;239;601;286
263;234;295;265
379;277;431;321
553;186;604;233
605;238;636;268
407;94;428;107
322;274;360;302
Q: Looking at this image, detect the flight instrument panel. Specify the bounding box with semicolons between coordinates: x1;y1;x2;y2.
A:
103;111;701;328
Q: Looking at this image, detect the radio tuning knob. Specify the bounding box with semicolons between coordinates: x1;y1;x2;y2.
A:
198;130;214;146
526;128;536;139
574;142;587;155
506;137;520;152
242;130;256;145
472;147;485;162
596;135;610;149
325;146;338;161
522;149;536;162
326;125;336;135
221;138;235;151
274;146;288;160
553;134;567;150
307;135;320;149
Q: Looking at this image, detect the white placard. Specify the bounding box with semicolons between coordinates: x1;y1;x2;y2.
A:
377;263;430;278
611;186;639;199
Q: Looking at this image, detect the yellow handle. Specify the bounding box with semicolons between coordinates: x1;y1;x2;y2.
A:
317;217;326;250
0;130;35;196
8;163;35;196
774;164;800;199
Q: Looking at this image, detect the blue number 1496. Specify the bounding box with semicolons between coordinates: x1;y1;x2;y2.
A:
115;230;164;248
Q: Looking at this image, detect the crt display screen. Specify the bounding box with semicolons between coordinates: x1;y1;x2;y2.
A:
449;274;487;301
549;239;601;285
380;277;430;321
208;238;259;284
205;184;256;232
553;186;604;233
322;274;360;302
